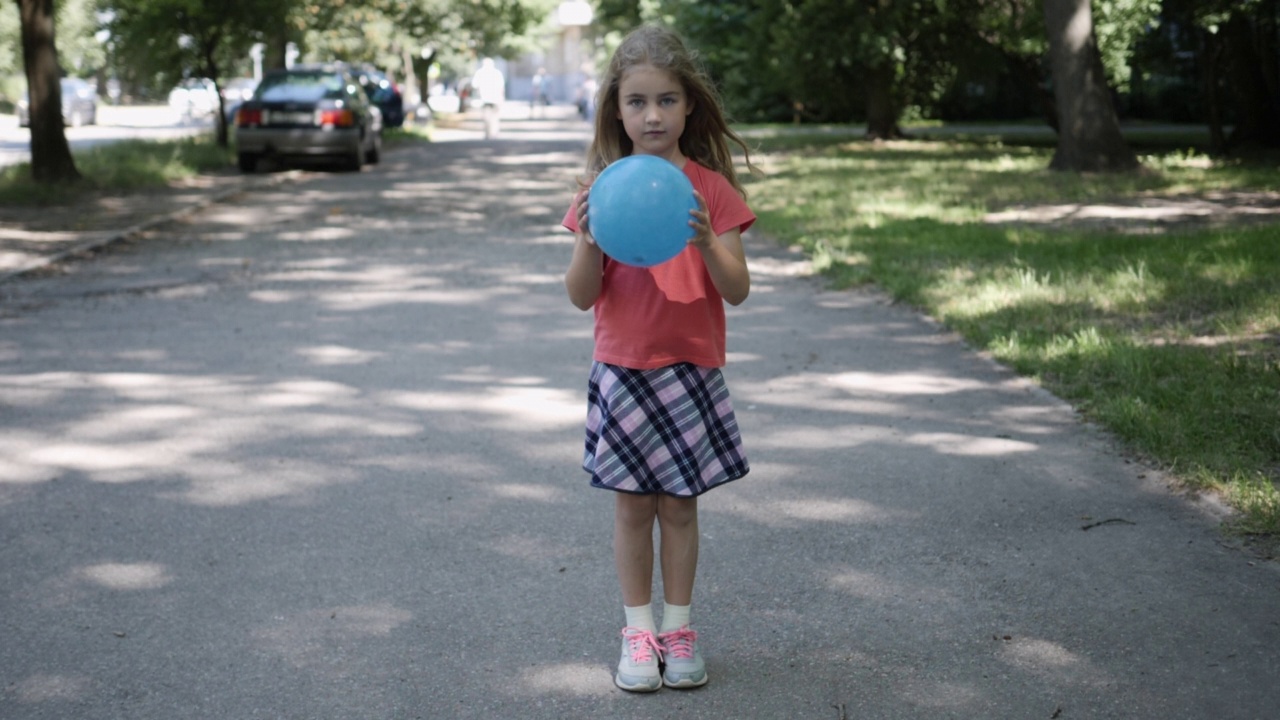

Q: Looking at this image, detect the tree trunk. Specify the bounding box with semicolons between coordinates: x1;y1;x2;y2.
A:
1042;0;1138;172
265;25;288;71
864;62;903;140
201;42;229;148
212;77;229;148
1201;29;1227;155
17;0;80;183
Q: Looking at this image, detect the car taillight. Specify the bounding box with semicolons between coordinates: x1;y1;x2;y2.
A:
236;108;262;126
318;109;355;128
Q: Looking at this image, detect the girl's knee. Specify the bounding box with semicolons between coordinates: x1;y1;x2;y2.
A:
657;494;698;527
615;493;659;527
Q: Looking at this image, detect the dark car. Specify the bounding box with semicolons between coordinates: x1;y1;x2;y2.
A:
17;77;98;127
351;65;406;128
234;65;382;173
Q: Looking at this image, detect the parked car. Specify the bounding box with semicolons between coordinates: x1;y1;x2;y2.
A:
16;77;98;127
350;64;405;128
234;64;382;172
220;77;259;121
168;78;219;119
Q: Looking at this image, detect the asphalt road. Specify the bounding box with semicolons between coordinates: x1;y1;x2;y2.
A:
1;110;1277;719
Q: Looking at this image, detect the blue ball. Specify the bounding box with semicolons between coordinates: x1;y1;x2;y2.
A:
588;155;697;268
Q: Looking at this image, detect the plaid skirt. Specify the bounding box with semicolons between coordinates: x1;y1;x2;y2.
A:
583;361;749;496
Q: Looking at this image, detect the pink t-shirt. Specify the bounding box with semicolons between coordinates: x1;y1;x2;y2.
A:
564;159;755;370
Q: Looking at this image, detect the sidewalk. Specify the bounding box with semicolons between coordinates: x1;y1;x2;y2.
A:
0;104;589;283
0;170;276;282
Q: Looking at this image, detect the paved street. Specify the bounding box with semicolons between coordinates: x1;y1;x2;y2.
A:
1;110;1278;719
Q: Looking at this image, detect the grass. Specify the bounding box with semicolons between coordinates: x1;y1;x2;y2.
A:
383;122;435;145
0;134;234;206
744;126;1280;535
0;125;439;207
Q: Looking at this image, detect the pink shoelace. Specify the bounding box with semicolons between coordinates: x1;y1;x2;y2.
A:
621;627;663;663
658;626;697;660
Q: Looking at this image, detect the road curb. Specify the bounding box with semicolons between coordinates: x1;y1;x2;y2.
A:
0;169;303;285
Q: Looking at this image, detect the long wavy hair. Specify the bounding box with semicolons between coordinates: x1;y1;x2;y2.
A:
584;25;756;197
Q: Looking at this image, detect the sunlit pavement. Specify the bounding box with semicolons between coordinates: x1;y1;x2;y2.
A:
0;108;1277;719
0;105;590;280
430;102;592;143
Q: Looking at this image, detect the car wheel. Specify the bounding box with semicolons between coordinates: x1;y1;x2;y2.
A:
367;133;381;165
238;152;259;173
343;138;366;172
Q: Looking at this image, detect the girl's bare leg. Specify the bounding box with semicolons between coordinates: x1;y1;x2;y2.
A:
656;495;699;605
614;493;659;606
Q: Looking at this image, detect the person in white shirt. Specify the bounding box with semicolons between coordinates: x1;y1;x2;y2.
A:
471;58;506;138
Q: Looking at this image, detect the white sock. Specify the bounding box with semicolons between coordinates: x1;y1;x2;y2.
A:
624;604;656;633
660;602;691;633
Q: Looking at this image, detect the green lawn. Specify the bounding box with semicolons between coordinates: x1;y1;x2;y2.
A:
0;127;436;207
0;135;234;206
744;129;1280;534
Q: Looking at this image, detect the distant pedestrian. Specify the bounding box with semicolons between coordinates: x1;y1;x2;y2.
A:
471;58;505;138
578;75;598;121
530;67;548;117
562;25;758;693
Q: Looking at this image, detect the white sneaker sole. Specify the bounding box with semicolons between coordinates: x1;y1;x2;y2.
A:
615;672;662;692
663;669;708;689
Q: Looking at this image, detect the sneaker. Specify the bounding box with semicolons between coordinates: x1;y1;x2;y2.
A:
615;626;663;692
658;625;707;688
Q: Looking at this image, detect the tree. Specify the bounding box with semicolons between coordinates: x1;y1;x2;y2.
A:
659;0;981;137
297;0;547;106
1042;0;1139;171
15;0;79;183
303;0;546;67
102;0;548;147
959;0;1057;128
56;0;106;77
1182;0;1280;151
648;0;794;124
106;0;285;148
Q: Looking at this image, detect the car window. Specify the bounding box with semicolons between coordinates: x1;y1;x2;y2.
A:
60;79;91;97
257;73;345;103
365;84;393;102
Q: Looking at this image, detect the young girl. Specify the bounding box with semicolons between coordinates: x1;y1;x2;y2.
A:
563;25;757;693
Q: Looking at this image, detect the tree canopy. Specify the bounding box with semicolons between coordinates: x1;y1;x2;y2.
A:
8;0;1275;182
99;0;551;146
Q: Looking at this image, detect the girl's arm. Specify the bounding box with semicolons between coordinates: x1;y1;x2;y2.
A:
565;189;604;310
688;191;750;306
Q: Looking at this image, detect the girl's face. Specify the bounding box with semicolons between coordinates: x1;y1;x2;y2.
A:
616;64;692;163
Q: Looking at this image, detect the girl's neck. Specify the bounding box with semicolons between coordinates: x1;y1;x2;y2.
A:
631;149;687;168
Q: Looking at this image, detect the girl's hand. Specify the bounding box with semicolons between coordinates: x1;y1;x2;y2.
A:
687;191;714;250
683;189;750;306
574;185;596;245
566;180;604;310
